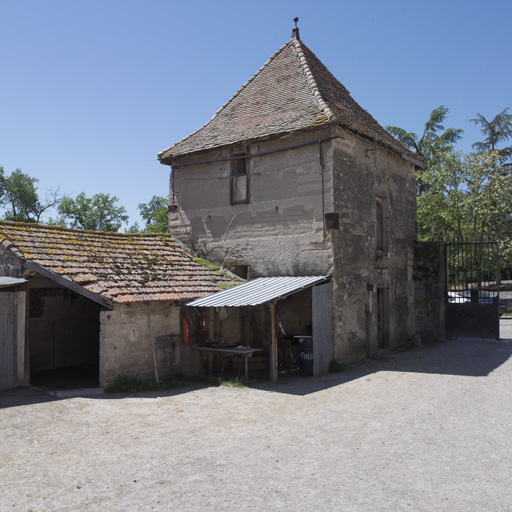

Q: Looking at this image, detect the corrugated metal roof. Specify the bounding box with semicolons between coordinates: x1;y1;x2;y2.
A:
0;277;27;288
186;276;330;307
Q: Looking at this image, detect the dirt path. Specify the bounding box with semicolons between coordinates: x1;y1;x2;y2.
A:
1;338;511;512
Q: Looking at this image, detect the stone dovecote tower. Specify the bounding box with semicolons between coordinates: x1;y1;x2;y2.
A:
159;21;424;363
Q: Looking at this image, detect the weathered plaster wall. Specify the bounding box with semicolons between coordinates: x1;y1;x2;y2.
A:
167;126;417;367
330;130;417;362
100;301;186;388
169;130;335;277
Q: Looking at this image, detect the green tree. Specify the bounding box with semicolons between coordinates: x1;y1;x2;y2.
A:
416;151;512;266
415;152;465;241
386;106;463;173
127;195;169;233
386;105;463;194
470;108;512;165
138;195;169;233
125;221;141;233
0;167;61;223
55;192;129;232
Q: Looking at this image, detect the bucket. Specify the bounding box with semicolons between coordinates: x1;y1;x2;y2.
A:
298;336;313;375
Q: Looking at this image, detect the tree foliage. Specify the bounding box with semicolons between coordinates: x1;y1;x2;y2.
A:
55;192;129;232
127;195;169;233
138;195;169;233
388;106;512;269
418;150;512;268
471;108;512;166
0;167;61;223
417;151;511;232
386;106;463;172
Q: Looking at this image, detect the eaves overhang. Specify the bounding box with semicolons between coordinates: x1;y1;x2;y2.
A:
186;275;330;308
158;124;334;167
25;261;115;310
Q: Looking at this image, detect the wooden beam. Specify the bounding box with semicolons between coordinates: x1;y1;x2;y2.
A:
25;261;114;310
270;302;278;383
208;307;214;341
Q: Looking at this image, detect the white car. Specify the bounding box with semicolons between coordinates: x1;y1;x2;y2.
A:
447;291;470;303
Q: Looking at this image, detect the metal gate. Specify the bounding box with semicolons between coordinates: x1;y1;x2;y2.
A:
446;239;500;339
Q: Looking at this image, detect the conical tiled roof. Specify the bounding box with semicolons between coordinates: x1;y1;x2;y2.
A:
158;38;421;164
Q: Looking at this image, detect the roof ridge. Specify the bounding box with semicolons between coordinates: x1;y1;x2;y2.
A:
158;41;293;160
291;39;336;123
0;220;174;239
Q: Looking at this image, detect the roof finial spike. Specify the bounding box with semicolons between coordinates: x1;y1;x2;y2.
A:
291;17;300;41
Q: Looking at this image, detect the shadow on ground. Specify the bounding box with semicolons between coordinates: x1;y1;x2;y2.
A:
1;337;511;407
259;337;512;396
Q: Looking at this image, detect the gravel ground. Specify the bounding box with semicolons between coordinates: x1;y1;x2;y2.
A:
1;336;511;512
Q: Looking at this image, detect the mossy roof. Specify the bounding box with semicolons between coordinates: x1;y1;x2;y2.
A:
0;221;238;304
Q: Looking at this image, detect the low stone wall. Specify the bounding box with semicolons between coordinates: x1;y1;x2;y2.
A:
99;301;184;388
414;242;445;342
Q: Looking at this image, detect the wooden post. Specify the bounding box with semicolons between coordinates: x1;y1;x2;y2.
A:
244;308;251;346
208;307;214;341
270;302;278;383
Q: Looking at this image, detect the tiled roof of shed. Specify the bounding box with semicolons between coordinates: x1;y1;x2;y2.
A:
0;221;238;304
159;38;422;165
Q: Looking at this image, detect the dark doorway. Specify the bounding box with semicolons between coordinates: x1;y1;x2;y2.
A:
28;277;101;388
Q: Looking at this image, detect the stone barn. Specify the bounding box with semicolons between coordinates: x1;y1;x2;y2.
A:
158;24;424;367
0;221;235;390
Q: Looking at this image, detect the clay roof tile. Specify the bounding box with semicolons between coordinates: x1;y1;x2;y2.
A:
159;38;422;166
0;221;239;304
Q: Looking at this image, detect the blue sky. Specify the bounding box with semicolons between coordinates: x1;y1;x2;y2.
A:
1;0;510;228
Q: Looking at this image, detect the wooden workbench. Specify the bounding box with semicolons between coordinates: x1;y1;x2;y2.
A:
191;346;263;381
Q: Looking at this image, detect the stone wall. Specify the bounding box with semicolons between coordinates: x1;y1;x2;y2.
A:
169;129;335;277
0;245;23;278
167;125;418;366
100;301;187;388
414;242;445;341
330;130;417;362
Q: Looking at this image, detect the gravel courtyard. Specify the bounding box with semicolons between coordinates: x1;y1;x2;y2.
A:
1;336;511;512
